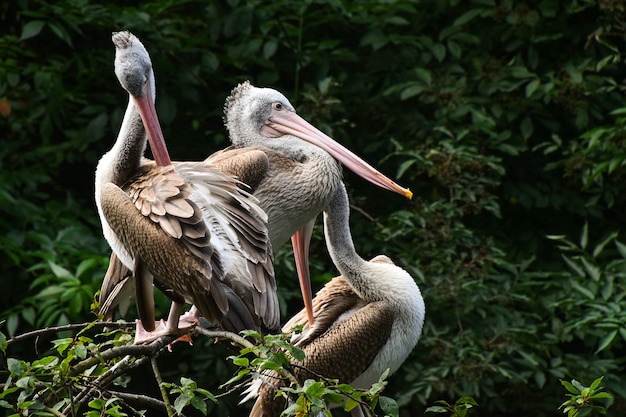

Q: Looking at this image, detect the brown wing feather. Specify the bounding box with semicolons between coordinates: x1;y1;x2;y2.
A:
298;301;393;381
174;161;277;332
250;277;395;416
206;146;270;192
98;253;133;320
100;180;228;326
284;277;361;346
99;153;276;333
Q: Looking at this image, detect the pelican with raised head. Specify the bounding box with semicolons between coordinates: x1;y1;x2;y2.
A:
244;183;425;417
95;31;278;342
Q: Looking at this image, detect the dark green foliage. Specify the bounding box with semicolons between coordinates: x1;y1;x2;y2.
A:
1;0;626;415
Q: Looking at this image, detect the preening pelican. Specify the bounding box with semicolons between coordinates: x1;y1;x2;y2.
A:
244;183;425;416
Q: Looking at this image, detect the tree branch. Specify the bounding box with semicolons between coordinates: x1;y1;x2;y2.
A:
151;357;174;417
8;321;135;345
68;335;174;377
110;390;185;417
193;327;255;349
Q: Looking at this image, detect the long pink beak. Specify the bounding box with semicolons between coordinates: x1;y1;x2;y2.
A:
291;220;315;326
132;87;172;168
267;112;413;199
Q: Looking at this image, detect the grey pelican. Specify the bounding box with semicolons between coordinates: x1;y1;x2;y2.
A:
95;31;278;342
243;183;425;416
219;81;413;323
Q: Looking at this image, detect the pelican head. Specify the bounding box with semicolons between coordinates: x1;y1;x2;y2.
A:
112;31;171;167
224;81;413;199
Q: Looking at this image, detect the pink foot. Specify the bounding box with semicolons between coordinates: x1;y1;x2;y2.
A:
134;319;172;344
178;307;200;328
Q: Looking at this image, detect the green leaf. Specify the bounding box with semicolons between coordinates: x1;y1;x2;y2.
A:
457;396;479;406
48;22;72;47
593;232;618;258
7;358;26;376
447;40;461;58
7;314;18;337
595;330;617;354
180;376;197;389
378;396;399;417
88;398;105;409
561;380;580;395
589;376;604;391
304;380;325;397
400;85;425;100
425;405;449;413
19;21;46;41
190;396;207;415
0;332;6;353
525;78;540;97
263;40;278;59
453;8;484;26
561;255;585;277
231;357;249;367
580;257;600;281
590;392;613;399
520;117;533;139
432;43;446;61
580;222;589;249
74;343;88;360
619;327;626;342
572;379;585;392
570;281;595;299
344;396;359;412
48;262;72;279
174;395;191;415
285;345;305;362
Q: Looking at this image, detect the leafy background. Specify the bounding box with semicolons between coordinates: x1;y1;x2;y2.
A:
1;0;626;415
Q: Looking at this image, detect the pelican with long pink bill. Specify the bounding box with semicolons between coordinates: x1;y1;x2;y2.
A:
219;81;413;325
95;31;279;342
242;183;425;416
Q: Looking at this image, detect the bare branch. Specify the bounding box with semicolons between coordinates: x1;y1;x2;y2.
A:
193;327;256;349
151;357;174;417
8;321;135;345
43;406;66;417
110;390;185;417
69;335;174;377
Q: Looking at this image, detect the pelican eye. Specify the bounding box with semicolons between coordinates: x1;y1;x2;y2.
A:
272;102;284;111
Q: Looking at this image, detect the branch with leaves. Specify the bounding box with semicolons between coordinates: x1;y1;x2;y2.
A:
0;321;402;417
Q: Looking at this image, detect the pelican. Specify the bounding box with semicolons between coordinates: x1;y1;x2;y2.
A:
219;81;413;323
95;31;278;342
244;183;425;417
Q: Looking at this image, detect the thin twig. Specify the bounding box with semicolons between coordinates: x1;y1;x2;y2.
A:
61;355;132;416
214;379;250;399
8;322;135;345
42;406;66;417
69;336;174;377
102;390;145;417
110;390;186;417
151;357;174;417
193;327;255;349
351;203;385;228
